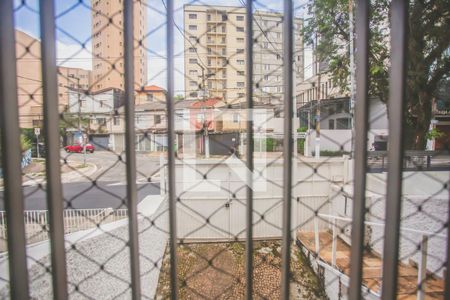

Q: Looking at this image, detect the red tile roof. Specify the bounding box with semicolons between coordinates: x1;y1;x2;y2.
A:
191;98;223;108
141;85;165;92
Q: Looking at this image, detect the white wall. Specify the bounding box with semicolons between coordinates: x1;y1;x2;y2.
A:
68;90;115;114
305;129;389;154
169;157;346;241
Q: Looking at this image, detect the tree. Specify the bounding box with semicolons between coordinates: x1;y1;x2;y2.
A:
303;0;450;149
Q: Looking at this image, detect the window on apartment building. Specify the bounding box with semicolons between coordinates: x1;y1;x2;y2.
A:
238;93;245;98
221;37;226;43
277;54;281;60
233;113;240;123
237;37;244;43
236;27;244;32
236;15;244;21
264;64;270;70
208;81;212;89
147;94;154;101
189;58;198;64
263;42;268;49
222;14;227;21
207;14;211;21
237;82;245;87
237;60;245;65
189;70;198;76
264;75;269;81
208;58;211;66
237;71;244;76
189;47;197;53
277;32;281;39
32;120;43;128
189;35;197;42
97;118;106;126
190;81;197;87
189;25;197;31
100;100;105;108
80;100;86;107
237;49;244;54
208;48;212;54
154;115;161;125
222;48;226;55
113;116;120;126
189;13;197;19
336;118;351;129
190;92;198;98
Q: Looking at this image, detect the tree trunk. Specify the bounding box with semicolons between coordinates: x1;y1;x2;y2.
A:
404;91;432;150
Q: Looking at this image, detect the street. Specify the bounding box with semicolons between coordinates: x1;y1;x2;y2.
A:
0;150;162;210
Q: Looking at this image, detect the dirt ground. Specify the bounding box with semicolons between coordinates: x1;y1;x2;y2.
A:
155;241;327;299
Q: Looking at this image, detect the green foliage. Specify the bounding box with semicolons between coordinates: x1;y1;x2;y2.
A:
425;128;445;140
20;134;32;152
304;0;450;149
297;127;308;155
311;150;350;157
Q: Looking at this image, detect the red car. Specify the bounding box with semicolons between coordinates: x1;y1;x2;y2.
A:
64;143;95;153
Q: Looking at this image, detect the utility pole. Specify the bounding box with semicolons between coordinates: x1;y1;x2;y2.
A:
70;74;87;165
315;34;321;159
349;0;356;155
196;62;210;158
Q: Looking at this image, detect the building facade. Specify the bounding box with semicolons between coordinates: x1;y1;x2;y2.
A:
15;30;92;128
183;5;303;105
91;0;147;91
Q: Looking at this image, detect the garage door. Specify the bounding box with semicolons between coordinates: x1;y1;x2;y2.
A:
90;135;110;151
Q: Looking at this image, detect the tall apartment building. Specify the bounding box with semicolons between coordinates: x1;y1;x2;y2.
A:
183;5;303;105
91;0;147;91
15;30;92;128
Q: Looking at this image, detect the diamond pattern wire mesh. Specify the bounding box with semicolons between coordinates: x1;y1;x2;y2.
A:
0;0;448;299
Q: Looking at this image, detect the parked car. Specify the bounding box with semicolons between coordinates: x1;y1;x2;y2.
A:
64;143;95;153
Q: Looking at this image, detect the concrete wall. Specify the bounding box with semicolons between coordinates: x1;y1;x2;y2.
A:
170;157;346;241
305;129;389;154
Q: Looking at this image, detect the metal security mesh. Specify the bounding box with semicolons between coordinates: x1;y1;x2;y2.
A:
0;0;449;299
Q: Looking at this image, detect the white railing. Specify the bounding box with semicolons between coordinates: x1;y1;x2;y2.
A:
311;213;446;299
0;208;128;251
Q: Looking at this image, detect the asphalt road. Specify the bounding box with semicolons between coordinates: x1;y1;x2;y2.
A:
0;181;160;210
0;150;162;210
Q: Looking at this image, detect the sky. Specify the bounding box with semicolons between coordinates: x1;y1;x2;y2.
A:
14;0;309;94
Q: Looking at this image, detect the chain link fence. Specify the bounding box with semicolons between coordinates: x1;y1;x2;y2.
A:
0;0;449;299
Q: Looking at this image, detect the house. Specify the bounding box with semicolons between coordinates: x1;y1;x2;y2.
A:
66;88;124;149
135;85;166;105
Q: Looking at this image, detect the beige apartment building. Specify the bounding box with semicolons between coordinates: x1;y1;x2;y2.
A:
184;5;303;105
15;30;92;128
91;0;147;92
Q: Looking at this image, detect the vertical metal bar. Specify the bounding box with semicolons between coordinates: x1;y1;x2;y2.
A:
0;1;30;298
281;0;294;298
331;218;337;266
39;0;69;297
166;0;178;298
123;0;141;298
381;0;408;298
314;217;320;254
417;235;428;300
348;0;370;299
245;0;254;298
445;187;450;299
